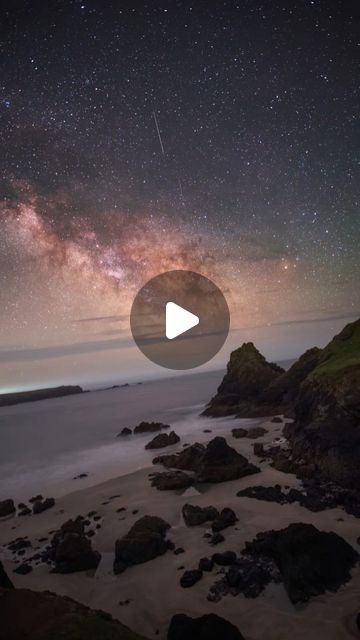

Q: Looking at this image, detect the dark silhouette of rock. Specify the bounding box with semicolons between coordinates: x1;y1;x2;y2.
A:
18;507;32;516
237;484;288;504
114;516;170;574
13;563;32;575
271;416;283;423
118;427;132;436
286;319;360;488
209;555;278;601
145;431;180;450
153;443;205;471
32;497;55;514
0;385;83;407
211;508;238;532
196;437;260;483
0;588;149;639
168;613;244;640
182;504;219;527
253;442;265;457
150;471;193;491
50;516;100;573
0;498;16;518
231;427;247;438
213;551;237;566
29;494;43;503
134;421;170;434
203;343;284;417
8;538;31;552
232;427;267;439
180;569;203;588
199;557;214;571
209;532;225;545
0;499;15;517
0;561;14;588
244;522;359;603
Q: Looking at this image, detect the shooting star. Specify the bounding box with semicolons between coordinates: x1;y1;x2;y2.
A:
153;110;165;155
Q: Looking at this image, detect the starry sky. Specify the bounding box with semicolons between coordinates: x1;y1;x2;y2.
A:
0;0;359;391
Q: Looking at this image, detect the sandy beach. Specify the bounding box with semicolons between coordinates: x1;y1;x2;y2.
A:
1;402;360;640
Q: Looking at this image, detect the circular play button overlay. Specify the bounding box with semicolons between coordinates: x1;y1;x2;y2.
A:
130;270;230;370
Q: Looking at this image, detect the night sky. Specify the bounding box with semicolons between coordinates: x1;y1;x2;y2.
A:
0;0;359;391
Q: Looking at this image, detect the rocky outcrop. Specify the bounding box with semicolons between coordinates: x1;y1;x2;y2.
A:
0;588;149;640
145;431;180;450
0;499;15;517
0;561;14;589
0;385;83;407
150;471;193;491
114;516;171;574
168;613;245;640
203;343;284;417
286;319;360;488
182;504;219;526
244;522;358;603
153;443;205;471
196;437;260;483
50;516;101;573
154;437;259;484
180;569;203;588
134;421;170;434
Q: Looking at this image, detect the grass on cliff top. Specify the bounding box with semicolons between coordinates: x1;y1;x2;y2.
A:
309;318;360;379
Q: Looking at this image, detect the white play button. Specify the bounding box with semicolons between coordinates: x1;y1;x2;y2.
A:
165;301;199;340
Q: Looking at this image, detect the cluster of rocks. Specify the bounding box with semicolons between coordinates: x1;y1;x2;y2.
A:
2;512;103;576
182;503;237;532
237;479;360;516
178;523;358;606
151;436;259;489
232;426;268;439
118;421;171;437
0;495;56;519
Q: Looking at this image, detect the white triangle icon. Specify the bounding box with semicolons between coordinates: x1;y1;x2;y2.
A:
166;302;199;340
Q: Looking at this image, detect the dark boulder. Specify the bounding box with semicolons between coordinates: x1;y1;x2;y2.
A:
180;569;203;588
213;551;237;566
211;507;238;532
244;522;359;603
153;443;205;472
32;498;55;514
118;427;132;436
182;504;219;527
237;485;288;504
199;557;214;571
13;564;32;575
145;431;180;450
231;428;247;438
150;471;193;491
50;516;100;573
18;507;32;516
0;499;15;517
196;437;260;483
168;613;244;640
0;561;14;588
114;515;170;574
134;421;170;434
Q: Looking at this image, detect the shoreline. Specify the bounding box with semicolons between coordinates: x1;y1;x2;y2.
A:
1;416;360;640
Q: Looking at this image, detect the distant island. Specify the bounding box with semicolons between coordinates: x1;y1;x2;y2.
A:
0;385;83;407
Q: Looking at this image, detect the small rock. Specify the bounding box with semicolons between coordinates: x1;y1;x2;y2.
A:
199;557;214;572
118;427;132;436
13;563;32;575
33;498;55;514
213;551;237;566
180;569;203;588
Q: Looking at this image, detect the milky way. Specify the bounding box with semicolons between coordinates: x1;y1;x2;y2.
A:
0;1;359;389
